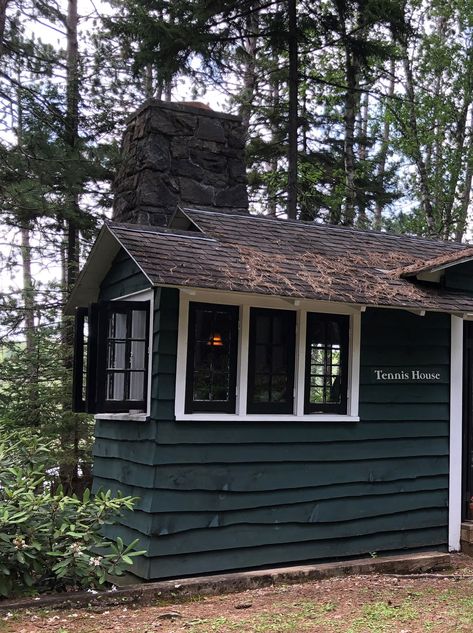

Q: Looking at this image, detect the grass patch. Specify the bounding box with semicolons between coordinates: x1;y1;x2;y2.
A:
347;599;418;632
185;599;340;632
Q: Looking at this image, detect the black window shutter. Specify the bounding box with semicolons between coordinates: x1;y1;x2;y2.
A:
86;303;100;413
72;307;88;412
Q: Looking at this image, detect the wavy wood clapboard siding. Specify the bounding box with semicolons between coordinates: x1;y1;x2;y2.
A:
93;257;451;580
90;474;449;513
99;249;150;300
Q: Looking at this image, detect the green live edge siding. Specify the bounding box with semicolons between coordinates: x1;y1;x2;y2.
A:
93;255;450;580
99;249;150;300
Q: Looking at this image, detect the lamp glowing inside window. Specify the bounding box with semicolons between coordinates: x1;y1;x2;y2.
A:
186;303;239;410
208;332;224;347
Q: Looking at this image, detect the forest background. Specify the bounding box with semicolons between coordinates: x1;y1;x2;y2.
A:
1;0;472;488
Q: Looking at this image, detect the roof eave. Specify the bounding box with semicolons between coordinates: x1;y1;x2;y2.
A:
64;225;154;315
401;254;473;278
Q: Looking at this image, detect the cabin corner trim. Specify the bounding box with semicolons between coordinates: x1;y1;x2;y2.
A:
449;314;463;551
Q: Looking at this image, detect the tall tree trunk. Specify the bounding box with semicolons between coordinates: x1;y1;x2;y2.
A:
356;91;369;227
61;0;81;492
287;0;298;220
341;4;364;226
20;223;40;426
0;0;9;58
455;106;473;242
397;16;435;234
65;0;80;293
374;58;395;230
443;39;473;239
239;0;259;140
145;64;154;98
16;82;40;425
268;45;281;217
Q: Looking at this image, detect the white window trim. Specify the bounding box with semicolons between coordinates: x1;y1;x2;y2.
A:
95;288;154;422
449;314;463;551
175;290;361;422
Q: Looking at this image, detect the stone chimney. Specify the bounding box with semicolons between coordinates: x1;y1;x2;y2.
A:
112;100;249;226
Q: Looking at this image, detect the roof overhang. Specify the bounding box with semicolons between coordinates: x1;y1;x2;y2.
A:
401;251;473;279
64;225;152;315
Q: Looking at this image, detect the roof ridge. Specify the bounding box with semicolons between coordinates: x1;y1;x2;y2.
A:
182;207;469;249
107;222;216;242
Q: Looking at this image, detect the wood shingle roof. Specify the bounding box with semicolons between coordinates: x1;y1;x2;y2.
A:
106;208;473;313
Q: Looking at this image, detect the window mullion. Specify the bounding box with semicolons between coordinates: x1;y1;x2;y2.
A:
124;308;132;402
238;305;250;415
295;310;307;416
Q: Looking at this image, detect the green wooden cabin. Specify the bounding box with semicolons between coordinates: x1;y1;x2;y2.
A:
66;101;473;581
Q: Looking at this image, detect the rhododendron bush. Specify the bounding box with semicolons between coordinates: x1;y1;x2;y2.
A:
0;427;144;597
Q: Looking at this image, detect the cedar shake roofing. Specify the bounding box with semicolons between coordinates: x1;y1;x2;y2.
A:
103;208;473;313
400;246;473;278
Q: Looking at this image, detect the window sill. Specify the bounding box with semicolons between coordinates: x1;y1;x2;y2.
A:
94;413;149;422
175;413;360;423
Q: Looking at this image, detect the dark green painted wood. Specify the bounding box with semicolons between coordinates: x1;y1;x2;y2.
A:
115;489;447;536
99;249;149;300
359;403;449;421
92;302;451;580
96;419;449;444
93;437;449;465
357;384;449;403
445;260;473;292
361;346;450;365
142;528;448;579
91;475;448;514
104;507;447;557
93;455;448;491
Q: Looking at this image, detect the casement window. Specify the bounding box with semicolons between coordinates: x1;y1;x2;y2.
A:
177;294;360;421
185;302;239;413
247;308;296;414
73;300;150;414
304;313;349;414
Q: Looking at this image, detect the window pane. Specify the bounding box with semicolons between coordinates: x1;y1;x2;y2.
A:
186;303;238;413
108;341;126;369
271;374;288;402
193;371;211;401
109;312;127;339
254;344;271;372
107;372;125;400
255;315;271;344
253;374;270;402
130;341;146;370
306;313;348;413
129;371;145;401
248;309;295;413
131;310;147;339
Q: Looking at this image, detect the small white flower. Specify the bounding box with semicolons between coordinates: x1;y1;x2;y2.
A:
69;542;83;556
13;536;26;550
89;556;103;567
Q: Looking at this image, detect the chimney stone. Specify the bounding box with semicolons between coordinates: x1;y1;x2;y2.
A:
112;100;249;226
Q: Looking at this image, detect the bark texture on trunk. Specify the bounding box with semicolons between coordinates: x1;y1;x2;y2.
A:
61;0;81;493
374;59;395;230
287;0;298;220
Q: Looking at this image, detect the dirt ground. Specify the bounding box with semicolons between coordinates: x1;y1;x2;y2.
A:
4;554;473;633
